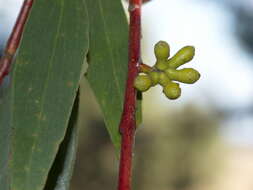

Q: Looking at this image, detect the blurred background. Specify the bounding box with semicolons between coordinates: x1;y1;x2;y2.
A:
1;0;253;189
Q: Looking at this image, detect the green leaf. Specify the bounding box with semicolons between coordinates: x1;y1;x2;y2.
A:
0;78;11;190
0;0;89;189
85;0;129;151
44;94;79;190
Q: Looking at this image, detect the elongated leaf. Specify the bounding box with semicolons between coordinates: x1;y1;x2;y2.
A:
0;77;11;190
44;94;79;190
85;0;129;150
0;0;89;189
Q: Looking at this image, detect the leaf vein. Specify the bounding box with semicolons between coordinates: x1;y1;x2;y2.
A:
97;0;123;98
25;2;65;188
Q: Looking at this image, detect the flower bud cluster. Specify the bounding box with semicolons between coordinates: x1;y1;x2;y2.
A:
134;41;200;100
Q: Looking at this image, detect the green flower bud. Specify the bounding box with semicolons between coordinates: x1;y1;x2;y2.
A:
134;75;152;92
148;71;160;86
154;41;170;60
165;68;200;84
163;82;181;100
167;46;195;69
158;72;171;87
155;60;168;71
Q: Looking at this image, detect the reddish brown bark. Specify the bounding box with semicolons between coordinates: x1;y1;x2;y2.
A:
117;1;142;190
0;0;34;85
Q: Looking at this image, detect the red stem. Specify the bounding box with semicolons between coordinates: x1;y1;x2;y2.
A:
0;0;34;85
117;1;142;190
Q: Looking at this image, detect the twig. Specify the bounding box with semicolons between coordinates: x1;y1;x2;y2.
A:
0;0;34;85
117;1;142;190
139;63;152;73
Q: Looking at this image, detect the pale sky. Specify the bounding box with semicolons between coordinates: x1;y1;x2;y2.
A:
0;0;22;41
142;0;253;109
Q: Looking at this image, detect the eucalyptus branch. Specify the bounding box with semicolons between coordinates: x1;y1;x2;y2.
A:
0;0;34;85
117;1;142;190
